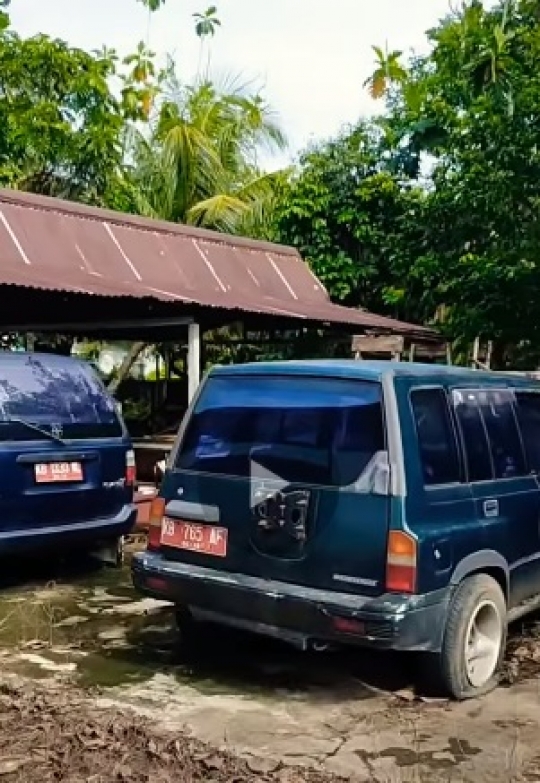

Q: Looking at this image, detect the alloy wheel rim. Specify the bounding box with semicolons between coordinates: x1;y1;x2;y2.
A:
464;599;502;688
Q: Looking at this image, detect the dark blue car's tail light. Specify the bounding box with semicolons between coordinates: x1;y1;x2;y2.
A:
125;449;136;487
147;497;165;551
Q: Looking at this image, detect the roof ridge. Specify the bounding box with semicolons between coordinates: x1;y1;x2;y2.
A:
0;188;300;257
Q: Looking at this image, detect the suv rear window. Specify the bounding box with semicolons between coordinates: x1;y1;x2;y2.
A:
0;354;123;440
176;374;385;487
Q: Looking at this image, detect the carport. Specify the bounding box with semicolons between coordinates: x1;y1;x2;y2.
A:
0;188;434;401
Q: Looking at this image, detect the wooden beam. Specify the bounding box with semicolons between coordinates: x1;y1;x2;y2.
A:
352;334;405;355
0;316;194;333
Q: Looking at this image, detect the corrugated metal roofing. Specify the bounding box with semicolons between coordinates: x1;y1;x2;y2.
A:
0;189;432;337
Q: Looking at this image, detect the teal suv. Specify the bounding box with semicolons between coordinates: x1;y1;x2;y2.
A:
133;360;540;699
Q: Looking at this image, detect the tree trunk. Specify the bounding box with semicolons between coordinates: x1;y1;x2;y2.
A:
107;341;146;396
490;341;507;371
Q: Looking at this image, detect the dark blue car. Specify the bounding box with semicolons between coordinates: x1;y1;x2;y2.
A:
0;352;136;558
132;360;540;699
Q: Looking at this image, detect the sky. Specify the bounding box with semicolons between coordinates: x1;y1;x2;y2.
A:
10;0;454;167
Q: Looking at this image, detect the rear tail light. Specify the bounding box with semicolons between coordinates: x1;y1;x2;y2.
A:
147;497;165;552
125;449;136;487
386;530;417;594
332;616;366;636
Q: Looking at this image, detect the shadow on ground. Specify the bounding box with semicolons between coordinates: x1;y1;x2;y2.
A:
124;616;418;700
0;551;538;702
0;552;420;700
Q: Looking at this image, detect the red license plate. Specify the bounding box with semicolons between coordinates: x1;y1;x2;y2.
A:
34;462;83;484
161;518;228;557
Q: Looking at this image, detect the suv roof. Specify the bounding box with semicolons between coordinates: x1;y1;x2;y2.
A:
209;359;540;387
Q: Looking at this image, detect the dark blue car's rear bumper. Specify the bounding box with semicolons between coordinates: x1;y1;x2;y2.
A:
0;504;137;554
132;551;451;653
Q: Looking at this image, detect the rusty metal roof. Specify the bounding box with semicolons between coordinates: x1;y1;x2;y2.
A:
0;189;432;338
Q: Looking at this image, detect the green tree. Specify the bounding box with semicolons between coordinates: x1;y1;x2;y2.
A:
124;75;288;235
274;123;425;320
0;13;155;205
276;0;540;366
0;0;9;31
363;45;408;100
383;0;540;363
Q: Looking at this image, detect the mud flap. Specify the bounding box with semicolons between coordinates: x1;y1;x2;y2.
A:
90;536;125;568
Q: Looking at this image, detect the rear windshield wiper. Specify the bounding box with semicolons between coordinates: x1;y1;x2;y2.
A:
0;418;67;445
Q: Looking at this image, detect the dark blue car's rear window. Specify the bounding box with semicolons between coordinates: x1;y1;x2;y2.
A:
0;354;123;440
176;374;385;486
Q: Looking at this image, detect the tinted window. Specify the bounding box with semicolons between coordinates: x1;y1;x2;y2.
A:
452;390;493;482
176;375;385;487
515;391;540;473
411;388;460;485
479;390;525;479
0;354;122;440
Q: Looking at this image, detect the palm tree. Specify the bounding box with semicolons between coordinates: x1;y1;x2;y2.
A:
364;45;408;99
466;0;515;110
122;41;158;119
193;6;221;39
193;6;222;76
125;74;288;236
136;0;165;10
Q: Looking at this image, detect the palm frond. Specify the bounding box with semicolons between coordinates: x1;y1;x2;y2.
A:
187;193;249;232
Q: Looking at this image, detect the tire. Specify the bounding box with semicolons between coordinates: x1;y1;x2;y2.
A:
89;536;125;568
174;607;205;654
175;607;195;635
113;536;125;568
427;574;507;700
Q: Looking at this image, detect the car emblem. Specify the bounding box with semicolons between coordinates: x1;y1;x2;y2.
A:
51;423;63;439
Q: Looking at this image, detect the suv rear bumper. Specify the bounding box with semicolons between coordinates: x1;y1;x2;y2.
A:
0;504;137;554
132;552;451;653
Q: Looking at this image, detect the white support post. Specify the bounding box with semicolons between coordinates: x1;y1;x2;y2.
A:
187;321;201;403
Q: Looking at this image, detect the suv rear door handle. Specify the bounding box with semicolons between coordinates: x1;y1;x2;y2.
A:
483;499;499;518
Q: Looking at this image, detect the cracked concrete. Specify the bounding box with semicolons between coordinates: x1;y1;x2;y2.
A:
97;671;540;781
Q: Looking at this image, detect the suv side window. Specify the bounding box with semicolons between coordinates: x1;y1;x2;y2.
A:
479;390;526;479
411;388;460;486
452;390;493;482
515;391;540;473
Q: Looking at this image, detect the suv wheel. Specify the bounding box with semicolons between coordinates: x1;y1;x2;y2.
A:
175;608;206;653
431;574;507;699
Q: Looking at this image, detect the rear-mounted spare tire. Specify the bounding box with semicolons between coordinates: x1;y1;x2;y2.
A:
426;574;507;700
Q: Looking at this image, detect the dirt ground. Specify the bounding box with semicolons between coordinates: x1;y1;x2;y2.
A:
0;677;339;783
1;545;540;782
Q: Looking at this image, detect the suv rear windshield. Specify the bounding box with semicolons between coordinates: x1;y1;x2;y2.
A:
176;374;385;487
0;354;123;440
